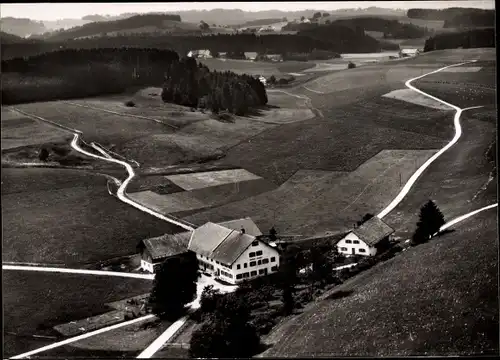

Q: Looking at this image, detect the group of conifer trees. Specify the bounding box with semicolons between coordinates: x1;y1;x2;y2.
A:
161;56;268;115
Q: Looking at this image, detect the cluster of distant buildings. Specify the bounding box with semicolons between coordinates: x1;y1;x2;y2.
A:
187;49;283;62
137;216;395;285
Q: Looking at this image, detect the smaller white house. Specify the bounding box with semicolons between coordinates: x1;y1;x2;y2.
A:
188;218;280;284
336;217;394;257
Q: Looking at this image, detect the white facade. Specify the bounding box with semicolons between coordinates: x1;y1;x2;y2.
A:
140;259;155;273
196;240;280;285
336;232;377;257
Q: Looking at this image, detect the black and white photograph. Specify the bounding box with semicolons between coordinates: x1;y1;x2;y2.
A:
1;0;497;358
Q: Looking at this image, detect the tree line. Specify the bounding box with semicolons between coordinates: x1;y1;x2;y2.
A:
332;17;430;39
423;28;495;52
1;47;268;111
161;56;268;115
407;8;494;28
1;25;397;61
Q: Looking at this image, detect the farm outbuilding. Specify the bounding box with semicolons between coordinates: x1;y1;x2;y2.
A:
336;217;394;256
137;231;191;273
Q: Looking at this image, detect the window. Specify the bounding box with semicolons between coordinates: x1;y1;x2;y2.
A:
359;248;366;253
249;261;256;267
249;252;256;258
259;269;265;275
252;240;259;246
236;274;242;279
250;271;257;276
353;240;360;244
237;264;241;270
257;260;262;265
271;257;276;262
345;240;352;244
227;273;233;278
262;258;269;264
271;266;278;272
341;247;348;251
256;250;263;256
244;263;247;268
243;272;249;278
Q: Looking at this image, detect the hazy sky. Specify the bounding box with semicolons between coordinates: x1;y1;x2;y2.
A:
0;1;494;21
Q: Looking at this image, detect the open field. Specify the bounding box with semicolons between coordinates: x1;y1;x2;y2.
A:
1;109;72;150
129;177;276;216
215;92;452;184
413;61;496;108
185;149;438;234
2;168;182;265
262;208;498;356
7;87;310;169
3;271;152;357
198;58;316;77
166;168;262;190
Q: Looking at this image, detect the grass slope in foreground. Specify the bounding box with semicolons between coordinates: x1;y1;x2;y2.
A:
3;271;152;357
262;209;498;356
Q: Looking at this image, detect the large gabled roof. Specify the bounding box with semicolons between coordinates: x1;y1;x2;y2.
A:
217;217;262;237
352;217;394;246
188;222;233;257
210;231;256;265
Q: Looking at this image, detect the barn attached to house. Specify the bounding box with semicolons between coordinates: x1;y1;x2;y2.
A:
137;231;191;273
336;217;394;256
188;218;280;284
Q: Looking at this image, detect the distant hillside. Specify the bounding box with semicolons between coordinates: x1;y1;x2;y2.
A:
0;31;28;44
237;18;286;28
333;17;430;39
0;17;47;37
443;11;495;28
43;14;190;41
423;28;495;52
297;23;383;53
407;8;493;22
174;7;406;25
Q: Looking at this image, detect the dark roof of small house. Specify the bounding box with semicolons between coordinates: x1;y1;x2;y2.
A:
217;217;262;237
210;231;256;265
351;217;394;246
141;231;191;261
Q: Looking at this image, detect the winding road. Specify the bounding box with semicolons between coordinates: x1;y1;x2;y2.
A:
5;58;498;359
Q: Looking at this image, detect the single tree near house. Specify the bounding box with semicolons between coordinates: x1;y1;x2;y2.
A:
348;61;356;69
279;244;300;315
322;12;330;17
199;21;210;31
189;293;260;358
356;213;374;226
300;16;305;21
148;253;198;320
411;200;446;245
38;147;49;161
199;285;222;318
269;226;278;242
312;12;322;19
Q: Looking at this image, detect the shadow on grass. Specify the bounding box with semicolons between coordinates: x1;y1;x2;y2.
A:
325;289;355;301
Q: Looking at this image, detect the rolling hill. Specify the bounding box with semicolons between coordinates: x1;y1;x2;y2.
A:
42;14;200;41
0;17;47;37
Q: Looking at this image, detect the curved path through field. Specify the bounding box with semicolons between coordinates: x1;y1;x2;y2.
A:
376;60;484;219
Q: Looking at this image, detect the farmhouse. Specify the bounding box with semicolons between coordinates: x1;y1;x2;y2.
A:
244;52;258;60
137;231;191;273
399;48;421;57
187;49;212;59
188;219;280;284
336;217;394;256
